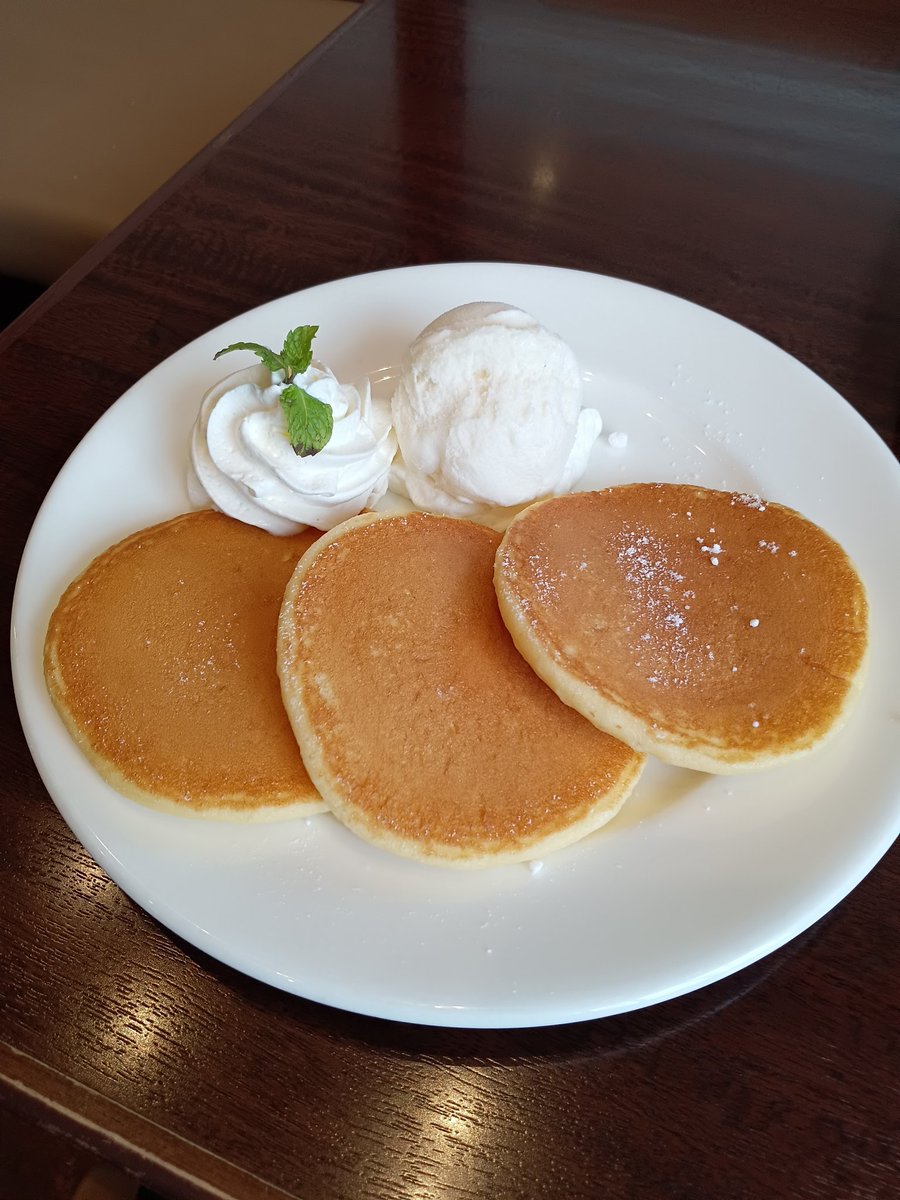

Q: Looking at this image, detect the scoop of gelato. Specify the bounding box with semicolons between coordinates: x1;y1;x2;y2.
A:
390;301;602;524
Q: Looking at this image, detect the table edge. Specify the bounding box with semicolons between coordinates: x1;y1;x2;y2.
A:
0;0;378;357
0;1040;298;1200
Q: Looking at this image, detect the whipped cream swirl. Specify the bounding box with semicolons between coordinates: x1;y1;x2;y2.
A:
189;363;395;534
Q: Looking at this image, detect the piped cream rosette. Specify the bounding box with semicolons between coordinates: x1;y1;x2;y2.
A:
189;362;396;533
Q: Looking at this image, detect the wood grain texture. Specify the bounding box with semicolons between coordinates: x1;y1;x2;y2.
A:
2;1;898;1198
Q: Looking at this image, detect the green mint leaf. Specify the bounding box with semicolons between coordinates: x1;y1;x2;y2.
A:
281;325;318;379
214;340;284;375
280;383;334;457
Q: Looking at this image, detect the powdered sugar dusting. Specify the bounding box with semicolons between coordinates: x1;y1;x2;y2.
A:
527;551;561;606
613;524;702;688
698;537;723;567
731;491;767;511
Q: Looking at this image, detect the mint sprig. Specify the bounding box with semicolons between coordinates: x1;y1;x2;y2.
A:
281;383;334;458
214;325;334;456
281;326;317;377
213;340;284;375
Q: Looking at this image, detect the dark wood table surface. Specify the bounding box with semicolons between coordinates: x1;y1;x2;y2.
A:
3;1;899;1197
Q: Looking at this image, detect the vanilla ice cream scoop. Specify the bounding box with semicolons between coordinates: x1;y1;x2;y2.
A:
389;302;602;524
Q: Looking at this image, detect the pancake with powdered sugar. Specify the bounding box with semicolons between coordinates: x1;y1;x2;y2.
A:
494;484;868;773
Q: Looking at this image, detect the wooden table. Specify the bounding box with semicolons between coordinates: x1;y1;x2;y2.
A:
3;1;898;1196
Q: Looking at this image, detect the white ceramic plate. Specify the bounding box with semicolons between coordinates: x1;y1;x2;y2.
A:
11;263;900;1028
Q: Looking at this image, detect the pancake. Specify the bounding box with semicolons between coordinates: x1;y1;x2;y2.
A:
44;510;326;820
277;511;645;866
495;484;869;773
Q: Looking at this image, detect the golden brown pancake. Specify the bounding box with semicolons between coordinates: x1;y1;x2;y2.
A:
495;484;869;773
44;510;326;820
277;511;645;866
